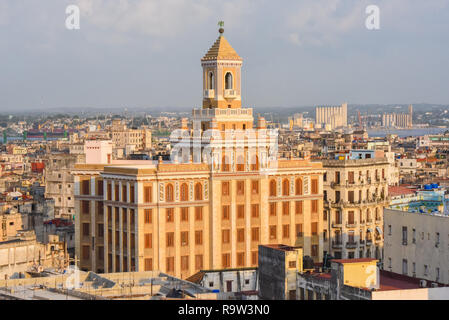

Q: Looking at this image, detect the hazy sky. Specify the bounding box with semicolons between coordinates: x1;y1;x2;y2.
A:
0;0;448;111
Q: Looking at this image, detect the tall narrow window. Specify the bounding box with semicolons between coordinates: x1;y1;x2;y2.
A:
144;186;152;203
270;203;277;216
236;155;245;171
144;209;152;224
208;71;214;89
225;72;233;90
250;155;259;171
180;183;188;201
195;183;203;200
270;180;277;196
295;178;303;195
222;156;230;172
251;180;259;194
222;181;230;196
237;181;245;195
282;179;290;196
166;184;174;202
311;179;318;194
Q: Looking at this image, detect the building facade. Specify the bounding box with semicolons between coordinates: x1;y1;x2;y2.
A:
73;29;325;278
44;153;81;219
322;151;390;260
381;105;413;128
384;208;449;284
110;119;152;153
315;103;348;130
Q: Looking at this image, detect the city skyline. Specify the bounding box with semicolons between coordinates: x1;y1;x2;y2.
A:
1;0;449;111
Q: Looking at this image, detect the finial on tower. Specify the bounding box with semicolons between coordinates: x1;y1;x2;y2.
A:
218;21;224;34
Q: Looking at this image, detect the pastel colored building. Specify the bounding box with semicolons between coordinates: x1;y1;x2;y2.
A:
72;28;325;279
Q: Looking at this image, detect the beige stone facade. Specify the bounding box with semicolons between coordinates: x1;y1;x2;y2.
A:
0;231;69;278
73;160;324;278
110;119;152;152
44;153;81;219
384;208;449;284
323;158;390;260
315;103;348;130
72;30;325;279
1;212;27;242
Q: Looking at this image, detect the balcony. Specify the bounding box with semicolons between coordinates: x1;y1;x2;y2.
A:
203;89;215;99
346;241;358;249
366;239;373;246
366;219;373;225
332;222;342;228
346;222;357;228
359;240;365;245
332;240;342;249
224;89;237;99
192;107;253;118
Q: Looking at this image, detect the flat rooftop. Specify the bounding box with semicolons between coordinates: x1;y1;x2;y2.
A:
332;258;377;264
378;270;446;291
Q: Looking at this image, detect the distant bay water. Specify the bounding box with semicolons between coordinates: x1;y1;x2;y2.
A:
367;127;448;138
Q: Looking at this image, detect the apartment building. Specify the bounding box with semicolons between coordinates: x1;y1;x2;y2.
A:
73;28;325;278
44;153;82;219
0;211;27;242
322;150;390;260
110;119;152;153
0;231;69;279
384;207;449;284
315;103;348;130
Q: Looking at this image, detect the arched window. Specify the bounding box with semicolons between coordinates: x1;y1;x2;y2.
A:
282;179;289;196
208;72;214;90
295;178;303;195
180;183;188;201
166;184;174;202
250;155;259;171
225;72;233;90
195;183;202;200
236;155;245;172
222;156;230;172
269;179;277;197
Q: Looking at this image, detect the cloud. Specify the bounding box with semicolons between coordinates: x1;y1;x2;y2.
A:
284;0;367;46
76;0;208;37
284;0;449;46
76;0;255;38
0;2;9;26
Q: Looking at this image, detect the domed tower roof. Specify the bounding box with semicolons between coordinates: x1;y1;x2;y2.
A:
201;30;242;61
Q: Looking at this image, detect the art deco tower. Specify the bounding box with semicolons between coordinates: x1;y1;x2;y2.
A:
201;28;243;110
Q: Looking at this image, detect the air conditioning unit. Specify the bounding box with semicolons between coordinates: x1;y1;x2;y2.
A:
419;280;427;288
431;283;438;288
